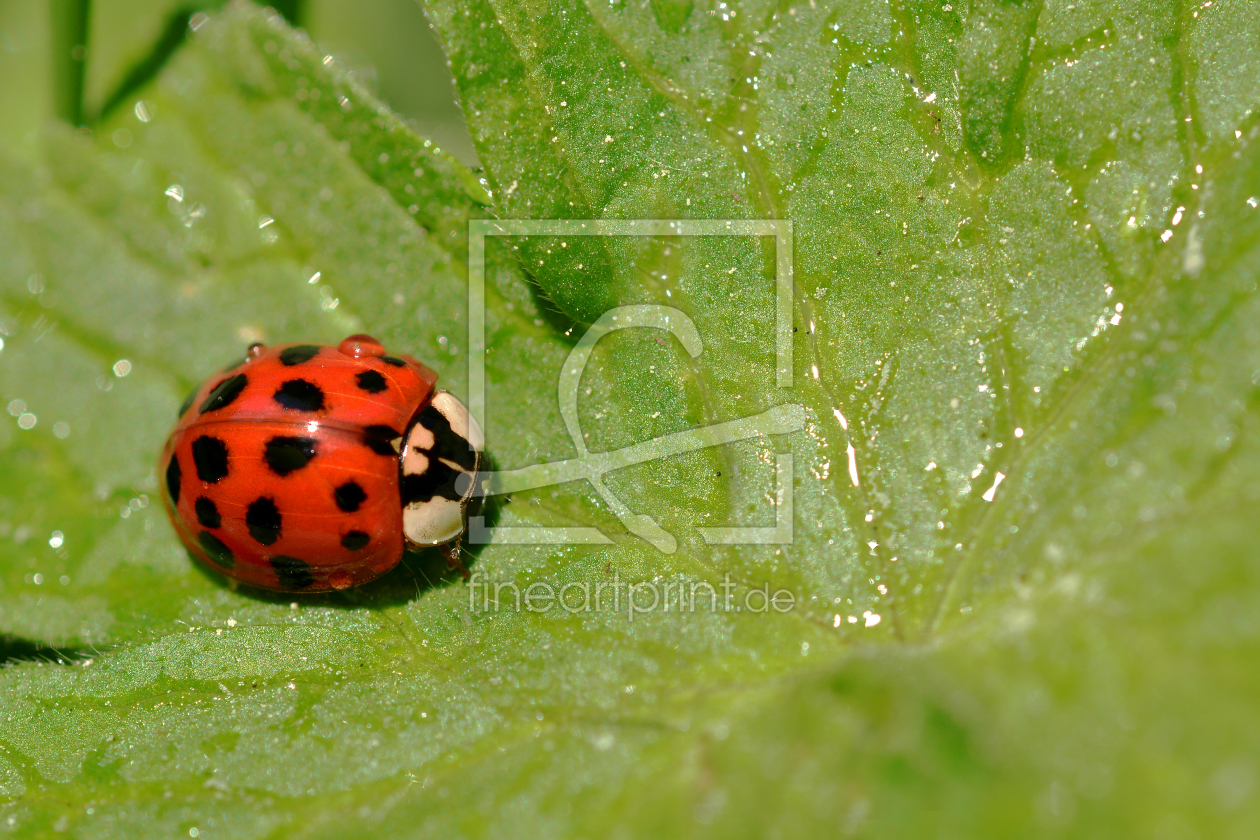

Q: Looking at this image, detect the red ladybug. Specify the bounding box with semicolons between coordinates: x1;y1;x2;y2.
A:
160;334;483;592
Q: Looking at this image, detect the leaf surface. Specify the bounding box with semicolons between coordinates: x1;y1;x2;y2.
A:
0;1;1258;836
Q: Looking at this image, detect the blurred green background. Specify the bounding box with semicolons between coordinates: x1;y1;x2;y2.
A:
0;0;478;165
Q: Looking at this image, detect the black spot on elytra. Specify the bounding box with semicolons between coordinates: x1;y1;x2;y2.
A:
274;379;325;412
414;403;478;471
177;386;198;418
334;481;367;512
246;497;282;545
165;455;182;505
195;497;221;529
356;369;387;393
264;436;316;476
191;436;229;483
380;355;406;367
341;531;370;550
402;464;464;505
279;345;321;366
199;374;248;414
362;424;401;456
362;437;395;456
198;531;234;568
270;555;314;589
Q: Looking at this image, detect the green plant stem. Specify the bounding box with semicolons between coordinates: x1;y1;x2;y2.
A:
50;0;90;126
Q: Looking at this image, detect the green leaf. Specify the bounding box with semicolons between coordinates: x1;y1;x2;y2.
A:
1;0;1258;837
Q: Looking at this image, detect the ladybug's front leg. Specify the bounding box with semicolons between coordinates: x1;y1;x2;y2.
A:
441;539;471;581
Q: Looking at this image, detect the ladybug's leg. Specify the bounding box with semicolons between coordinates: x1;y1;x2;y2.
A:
441;539;471;581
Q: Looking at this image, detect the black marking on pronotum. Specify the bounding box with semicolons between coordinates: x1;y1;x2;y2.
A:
191;436;229;483
380;355;406;367
341;531;370;550
279;344;321;366
264;436;316;476
362;425;401;456
356;370;387;393
402;463;463;505
415;404;478;471
270;555;314;589
246;497;282;546
334;481;367;512
178;386;198;418
195;497;221;529
166;455;182;504
198;531;235;568
199;374;248;414
273;379;325;412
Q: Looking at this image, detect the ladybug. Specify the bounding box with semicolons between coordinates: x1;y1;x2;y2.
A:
159;334;483;592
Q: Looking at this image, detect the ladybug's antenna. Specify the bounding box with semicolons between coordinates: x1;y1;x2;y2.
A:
440;540;471;581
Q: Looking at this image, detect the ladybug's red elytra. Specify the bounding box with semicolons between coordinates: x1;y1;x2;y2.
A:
160;334;483;592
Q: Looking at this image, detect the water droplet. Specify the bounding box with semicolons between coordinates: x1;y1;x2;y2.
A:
134;100;152;122
113;359;132;377
17;413;36;430
49;531;64;548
